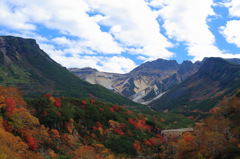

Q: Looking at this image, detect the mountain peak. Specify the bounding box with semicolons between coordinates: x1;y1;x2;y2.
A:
130;58;179;73
0;36;40;55
199;57;231;73
0;36;53;66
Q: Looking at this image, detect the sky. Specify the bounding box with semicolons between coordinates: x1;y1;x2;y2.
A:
0;0;240;73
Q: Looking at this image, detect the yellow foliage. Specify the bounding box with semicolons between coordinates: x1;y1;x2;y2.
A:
48;149;58;159
69;145;98;159
49;96;56;104
0;117;43;159
69;118;74;123
5;107;40;129
32;125;51;145
0;96;6;109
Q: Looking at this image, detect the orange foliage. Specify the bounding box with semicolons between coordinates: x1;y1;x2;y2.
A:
65;118;75;134
69;145;99;159
48;149;58;159
0;117;43;158
51;129;60;138
128;118;151;132
0;86;26;108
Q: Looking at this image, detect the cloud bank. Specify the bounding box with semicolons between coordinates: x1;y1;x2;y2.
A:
0;0;240;73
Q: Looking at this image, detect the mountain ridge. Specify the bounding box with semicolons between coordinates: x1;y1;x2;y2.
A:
70;58;202;104
150;57;240;112
0;36;143;108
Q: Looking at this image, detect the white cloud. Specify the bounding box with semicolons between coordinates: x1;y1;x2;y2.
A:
1;0;123;55
86;0;173;59
2;0;240;73
0;0;174;71
228;0;240;17
146;0;165;8
98;56;137;73
0;0;35;30
220;20;240;48
158;0;224;61
48;53;137;73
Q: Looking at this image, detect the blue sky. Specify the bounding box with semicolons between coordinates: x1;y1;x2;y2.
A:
0;0;240;73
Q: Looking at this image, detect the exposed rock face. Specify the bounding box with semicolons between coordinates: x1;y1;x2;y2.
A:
150;57;240;112
70;59;201;104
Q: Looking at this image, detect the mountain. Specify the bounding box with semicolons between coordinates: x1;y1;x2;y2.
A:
70;59;201;104
0;36;142;107
150;57;240;112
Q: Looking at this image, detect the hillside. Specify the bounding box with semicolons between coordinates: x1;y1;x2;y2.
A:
0;36;143;108
150;57;240;112
0;86;194;158
70;59;201;104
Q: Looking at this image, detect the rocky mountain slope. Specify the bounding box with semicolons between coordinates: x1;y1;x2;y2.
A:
0;36;142;107
150;57;240;112
70;59;201;104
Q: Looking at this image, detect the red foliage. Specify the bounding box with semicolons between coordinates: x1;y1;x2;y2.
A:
93;122;102;131
55;97;61;107
119;123;125;128
81;101;87;105
145;125;151;132
5;98;16;112
2;120;12;132
99;108;104;111
128;118;135;125
26;134;38;151
91;99;96;104
128;118;151;132
44;94;52;98
184;137;191;142
125;110;132;116
96;122;102;128
113;128;125;136
149;138;157;147
188;116;194;120
160;118;165;122
112;105;119;111
143;139;152;146
133;141;141;152
109;107;114;112
209;107;220;113
64;122;70;130
137;114;143;119
42;111;48;116
156;134;164;143
61;134;69;142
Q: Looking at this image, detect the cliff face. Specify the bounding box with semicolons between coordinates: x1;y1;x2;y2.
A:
70;59;201;104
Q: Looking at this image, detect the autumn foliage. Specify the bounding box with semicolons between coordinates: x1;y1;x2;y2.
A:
0;86;168;158
173;90;240;159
